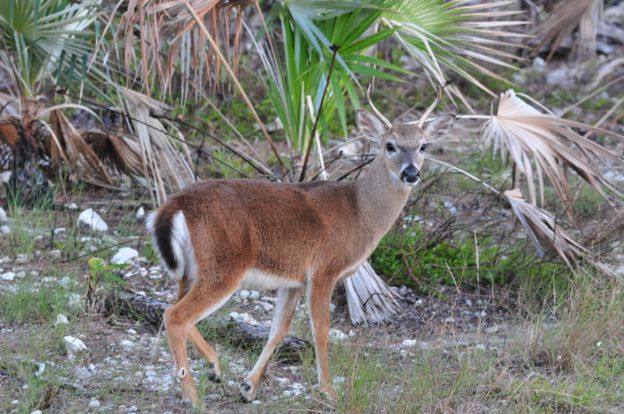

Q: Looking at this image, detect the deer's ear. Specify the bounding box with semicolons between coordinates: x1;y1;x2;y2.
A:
356;109;387;141
424;114;456;142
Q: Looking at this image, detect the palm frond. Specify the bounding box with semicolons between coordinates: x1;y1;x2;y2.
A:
382;0;530;102
344;261;402;325
83;130;144;177
49;110;114;187
117;88;194;205
479;90;622;209
532;0;603;61
0;0;99;96
115;0;252;100
504;188;612;276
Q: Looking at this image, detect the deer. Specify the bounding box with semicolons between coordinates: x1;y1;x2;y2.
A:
147;90;454;406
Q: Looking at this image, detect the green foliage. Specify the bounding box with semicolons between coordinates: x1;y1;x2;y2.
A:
257;1;408;152
371;224;501;287
371;222;571;293
88;257;125;288
0;281;71;324
0;0;99;96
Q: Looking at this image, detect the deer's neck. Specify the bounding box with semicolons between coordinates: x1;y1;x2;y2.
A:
354;155;410;244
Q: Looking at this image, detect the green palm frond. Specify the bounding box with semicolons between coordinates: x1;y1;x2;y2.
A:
383;0;530;106
0;0;99;96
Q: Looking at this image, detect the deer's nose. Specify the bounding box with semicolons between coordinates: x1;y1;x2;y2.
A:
400;165;420;184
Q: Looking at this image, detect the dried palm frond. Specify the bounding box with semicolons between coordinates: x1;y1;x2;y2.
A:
117;88;194;205
49;110;114;187
83;130;144;177
504;189;612;275
478;90;622;210
532;0;603;61
344;261;402;325
0;117;19;147
116;0;253;101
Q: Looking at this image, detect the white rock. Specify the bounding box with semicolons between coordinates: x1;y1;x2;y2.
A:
229;312;258;326
248;290;260;300
89;399;101;409
78;209;108;232
11;399;19;404
333;376;346;385
30;411;42;414
0;171;10;184
256;301;274;312
0;207;7;223
239;289;250;300
1;271;15;281
64;336;88;355
401;339;418;348
329;328;348;342
111;247;139;265
546;66;575;88
35;362;46;377
136;207;145;221
532;57;546;72
15;253;27;263
120;339;134;350
75;366;93;380
0;225;10;234
604;170;624;183
67;293;82;308
443;200;457;215
66;202;79;210
55;314;69;326
53;227;66;235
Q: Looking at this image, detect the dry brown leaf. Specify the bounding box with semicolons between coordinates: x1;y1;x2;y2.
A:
49;110;113;186
115;0;253;100
0;117;19;147
83;130;144;176
533;0;602;60
505;188;613;276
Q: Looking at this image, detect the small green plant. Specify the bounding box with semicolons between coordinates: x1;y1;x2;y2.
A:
87;257;126;288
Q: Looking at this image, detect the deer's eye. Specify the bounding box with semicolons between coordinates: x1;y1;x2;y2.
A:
419;143;429;152
386;142;397;153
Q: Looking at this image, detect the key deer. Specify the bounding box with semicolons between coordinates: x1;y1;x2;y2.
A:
147;93;454;405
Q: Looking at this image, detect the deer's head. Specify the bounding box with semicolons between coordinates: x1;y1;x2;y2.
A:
356;90;455;187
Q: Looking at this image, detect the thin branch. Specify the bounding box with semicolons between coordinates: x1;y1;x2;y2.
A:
299;44;340;182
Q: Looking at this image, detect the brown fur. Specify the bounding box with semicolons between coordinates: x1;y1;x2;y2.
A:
150;109;455;405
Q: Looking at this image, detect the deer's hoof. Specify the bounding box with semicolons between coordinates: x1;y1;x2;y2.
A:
207;362;221;383
240;380;256;402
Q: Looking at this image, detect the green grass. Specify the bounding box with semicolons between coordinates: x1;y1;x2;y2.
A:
0;280;78;324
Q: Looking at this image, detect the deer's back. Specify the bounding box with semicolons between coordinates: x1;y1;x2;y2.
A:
158;179;363;279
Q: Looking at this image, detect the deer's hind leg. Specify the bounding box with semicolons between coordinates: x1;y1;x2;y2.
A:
174;278;222;383
165;272;240;405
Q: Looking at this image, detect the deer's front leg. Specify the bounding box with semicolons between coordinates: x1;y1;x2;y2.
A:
241;287;304;402
307;277;337;400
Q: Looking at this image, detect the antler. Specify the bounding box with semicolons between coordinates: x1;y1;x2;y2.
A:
367;84;392;129
414;86;443;129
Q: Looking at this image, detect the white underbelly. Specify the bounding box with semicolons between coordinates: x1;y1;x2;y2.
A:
239;268;304;291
